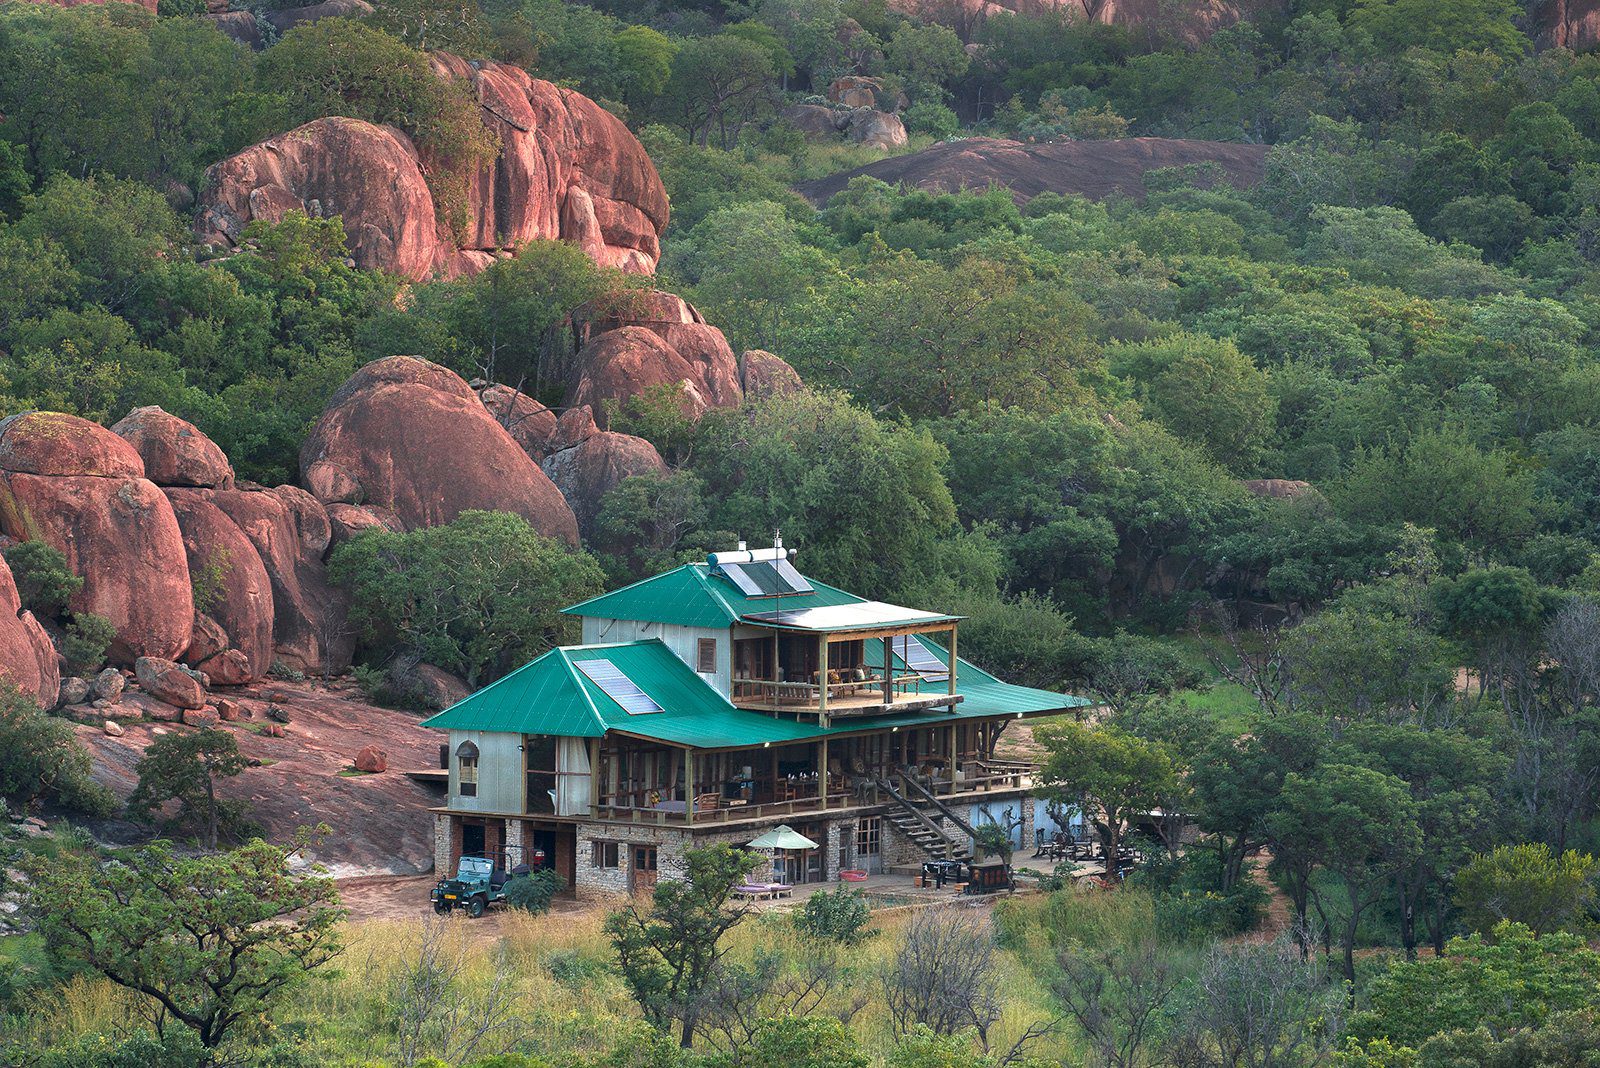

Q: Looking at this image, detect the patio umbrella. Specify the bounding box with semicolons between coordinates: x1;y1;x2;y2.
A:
747;824;819;850
747;824;819;885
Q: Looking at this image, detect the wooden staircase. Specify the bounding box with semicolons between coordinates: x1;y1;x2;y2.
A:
875;773;971;862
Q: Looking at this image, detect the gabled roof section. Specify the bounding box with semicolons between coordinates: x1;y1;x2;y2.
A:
421;639;744;739
424;635;1093;748
562;563;865;629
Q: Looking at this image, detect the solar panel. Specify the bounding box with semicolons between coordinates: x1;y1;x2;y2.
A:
718;562;764;596
895;636;951;682
575;658;664;715
773;558;815;593
719;559;814;597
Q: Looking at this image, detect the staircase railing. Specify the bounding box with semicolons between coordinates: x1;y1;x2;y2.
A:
874;774;966;860
897;771;982;842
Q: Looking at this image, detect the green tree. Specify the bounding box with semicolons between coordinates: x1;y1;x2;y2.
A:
366;0;492;53
603;843;765;1047
127;728;253;849
2;539;82;618
661;34;774;149
329;510;604;686
1037;720;1180;883
1269;762;1422;984
20;837;344;1054
1110;333;1275;473
0;680;115;814
1345;0;1527;59
885;22;968;101
793;885;875;945
720;1016;869;1068
614;25;677;106
1346;923;1600;1049
690;390;961;602
1454;843;1599;937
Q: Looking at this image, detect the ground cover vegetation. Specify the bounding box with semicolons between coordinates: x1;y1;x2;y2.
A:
1;0;1600;1064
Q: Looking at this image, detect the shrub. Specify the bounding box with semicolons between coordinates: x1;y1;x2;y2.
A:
0;680;116;815
504;868;565;914
330;510;604;687
904;100;958;139
61;613;117;677
793;885;875;945
3;540;83;618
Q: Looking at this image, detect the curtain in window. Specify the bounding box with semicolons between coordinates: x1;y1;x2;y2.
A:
555;736;593;816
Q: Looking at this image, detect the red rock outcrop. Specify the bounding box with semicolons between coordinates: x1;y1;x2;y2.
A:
264;0;373;34
196;55;669;280
0;555;60;709
740;350;805;399
135;656;206;711
301;356;580;544
210;484;354;674
1531;0;1600;50
112;407;235;489
164;489;275;679
542;431;668;537
1243;479;1314;500
196;117;445;281
568;325;747;429
479;385;558;461
0;413;194;663
796;136;1269;207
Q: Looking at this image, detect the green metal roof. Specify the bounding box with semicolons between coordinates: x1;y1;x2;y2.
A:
562;563;866;628
422;637;1091;750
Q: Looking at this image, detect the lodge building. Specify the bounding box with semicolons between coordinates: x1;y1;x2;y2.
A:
423;545;1091;896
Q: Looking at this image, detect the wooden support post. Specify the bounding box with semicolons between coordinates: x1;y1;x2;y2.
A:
772;748;780;803
947;624;958;698
819;737;829;811
817;632;830;728
949;722;958;795
589;736;602;817
685;749;695;827
883;636;893;705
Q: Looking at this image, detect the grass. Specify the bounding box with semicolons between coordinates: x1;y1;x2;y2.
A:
6;897;1081;1065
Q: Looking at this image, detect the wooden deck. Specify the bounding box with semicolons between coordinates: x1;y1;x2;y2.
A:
730;690;962;716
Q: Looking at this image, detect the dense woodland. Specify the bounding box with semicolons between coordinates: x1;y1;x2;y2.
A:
2;0;1600;1065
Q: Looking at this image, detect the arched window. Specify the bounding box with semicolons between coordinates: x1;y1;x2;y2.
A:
455;741;480;797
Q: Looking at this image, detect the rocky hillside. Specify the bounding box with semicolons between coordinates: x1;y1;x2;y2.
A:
795;135;1269;206
0;294;796;711
197;52;669;280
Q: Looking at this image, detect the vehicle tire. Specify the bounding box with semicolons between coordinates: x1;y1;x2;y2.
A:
433;900;450;914
468;895;486;918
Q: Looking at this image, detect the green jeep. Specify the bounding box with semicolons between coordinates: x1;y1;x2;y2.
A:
430;855;511;918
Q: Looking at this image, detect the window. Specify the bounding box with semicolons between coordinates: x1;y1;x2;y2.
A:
592;841;620;869
856;816;881;857
697;637;717;674
456;741;479;798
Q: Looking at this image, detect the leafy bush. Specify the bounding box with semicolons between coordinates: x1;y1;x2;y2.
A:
29;1029;205;1068
793;885;875;945
3;540;83;618
0;680;115;815
61;612;116;677
904;100;958;139
504;868;565;914
330;510;604;687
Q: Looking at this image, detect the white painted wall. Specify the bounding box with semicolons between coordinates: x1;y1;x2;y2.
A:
580;617;732;694
446;729;524;814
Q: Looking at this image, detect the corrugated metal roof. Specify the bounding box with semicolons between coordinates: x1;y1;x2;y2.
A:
742;600;960;632
422;636;1091;749
562;563;865;628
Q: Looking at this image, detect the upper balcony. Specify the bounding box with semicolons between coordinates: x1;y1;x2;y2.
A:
729;612;962;723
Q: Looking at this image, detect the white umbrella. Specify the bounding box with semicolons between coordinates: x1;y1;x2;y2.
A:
748;824;818;885
747;824;819;850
